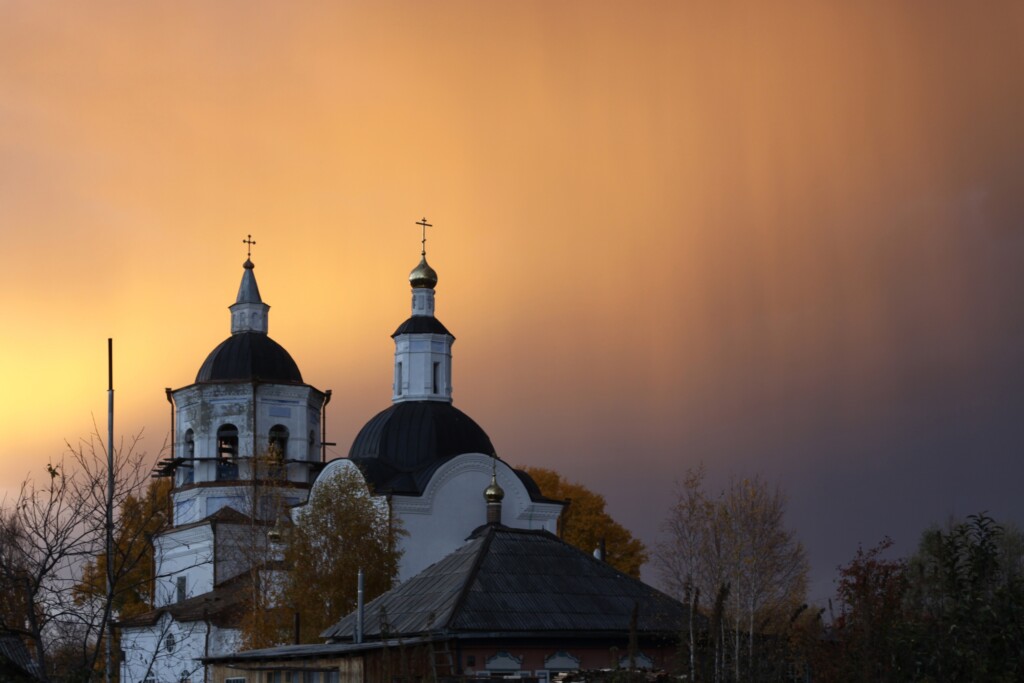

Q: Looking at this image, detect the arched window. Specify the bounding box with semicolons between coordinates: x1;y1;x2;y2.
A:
183;429;195;459
216;424;238;458
269;425;289;458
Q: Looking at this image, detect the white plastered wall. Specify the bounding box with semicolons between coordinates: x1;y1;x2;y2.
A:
154;525;214;608
391;453;562;580
120;613;208;683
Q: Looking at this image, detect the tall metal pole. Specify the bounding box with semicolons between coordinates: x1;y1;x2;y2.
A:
106;339;114;683
356;568;364;644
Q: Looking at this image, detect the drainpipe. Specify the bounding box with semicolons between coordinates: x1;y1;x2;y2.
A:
165;388;174;459
321;389;333;462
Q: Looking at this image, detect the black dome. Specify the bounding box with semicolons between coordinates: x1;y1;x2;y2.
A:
196;332;303;384
349;401;494;474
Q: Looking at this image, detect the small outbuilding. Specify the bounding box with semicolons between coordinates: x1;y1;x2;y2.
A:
206;522;700;681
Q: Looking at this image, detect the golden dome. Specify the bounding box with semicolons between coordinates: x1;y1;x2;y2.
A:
409;256;438;289
484;473;505;503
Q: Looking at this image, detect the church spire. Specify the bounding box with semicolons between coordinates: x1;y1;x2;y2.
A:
392;218;454;403
230;236;270;334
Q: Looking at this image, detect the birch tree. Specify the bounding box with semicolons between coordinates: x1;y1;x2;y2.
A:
657;467;808;681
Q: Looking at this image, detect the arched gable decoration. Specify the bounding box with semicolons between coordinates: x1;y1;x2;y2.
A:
619;652;654;670
544;651;581;671
485;651;523;672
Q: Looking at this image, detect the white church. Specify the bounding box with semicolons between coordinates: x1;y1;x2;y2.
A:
119;231;564;683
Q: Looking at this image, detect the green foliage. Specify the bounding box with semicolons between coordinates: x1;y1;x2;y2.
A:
813;514;1024;683
904;514;1024;681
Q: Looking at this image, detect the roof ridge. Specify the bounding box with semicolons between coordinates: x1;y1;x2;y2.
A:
442;524;497;631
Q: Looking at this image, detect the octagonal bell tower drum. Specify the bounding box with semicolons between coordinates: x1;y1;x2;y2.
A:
154;256;330;527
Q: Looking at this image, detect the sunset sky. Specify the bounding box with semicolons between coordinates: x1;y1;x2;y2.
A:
2;1;1022;601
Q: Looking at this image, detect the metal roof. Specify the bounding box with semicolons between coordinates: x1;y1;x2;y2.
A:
195;331;303;384
0;634;41;680
349;401;495;479
391;315;453;338
118;571;252;629
322;525;695;641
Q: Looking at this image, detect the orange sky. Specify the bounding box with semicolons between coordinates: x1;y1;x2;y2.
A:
2;1;1023;598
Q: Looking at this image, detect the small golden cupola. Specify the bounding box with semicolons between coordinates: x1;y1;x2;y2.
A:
409;256;438;289
409;217;438;289
484;460;505;525
392;218;454;403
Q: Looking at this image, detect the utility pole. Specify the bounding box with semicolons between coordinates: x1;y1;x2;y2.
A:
106;339;115;683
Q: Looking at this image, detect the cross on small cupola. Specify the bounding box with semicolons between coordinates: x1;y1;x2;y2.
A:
243;234;257;263
409;218;438;290
416;218;432;257
231;235;269;334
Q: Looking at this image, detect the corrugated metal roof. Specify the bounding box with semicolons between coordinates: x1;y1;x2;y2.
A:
0;634;41;679
323;525;694;641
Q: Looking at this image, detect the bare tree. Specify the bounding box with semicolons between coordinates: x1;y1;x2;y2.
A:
0;429;166;682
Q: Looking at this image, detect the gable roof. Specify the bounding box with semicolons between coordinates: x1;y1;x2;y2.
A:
322;524;693;641
117;571;251;629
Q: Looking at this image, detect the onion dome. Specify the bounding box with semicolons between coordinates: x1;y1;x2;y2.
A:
484;472;505;503
409;256;438;289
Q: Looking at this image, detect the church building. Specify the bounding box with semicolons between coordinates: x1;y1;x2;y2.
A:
119;227;564;682
315;228;563;581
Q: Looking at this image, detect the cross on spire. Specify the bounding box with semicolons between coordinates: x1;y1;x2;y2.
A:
243;234;256;260
416;218;432;256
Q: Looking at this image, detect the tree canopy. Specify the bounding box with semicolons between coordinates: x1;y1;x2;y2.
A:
282;465;402;644
1;431;161;682
74;478;171;619
805;513;1024;682
522;466;648;578
656;465;808;681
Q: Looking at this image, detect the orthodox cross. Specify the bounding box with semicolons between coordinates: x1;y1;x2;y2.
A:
243;234;256;259
416;217;432;256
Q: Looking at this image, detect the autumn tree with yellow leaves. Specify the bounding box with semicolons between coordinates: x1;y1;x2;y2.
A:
236;464;403;648
284;464;402;642
75;477;172;619
522;466;648;578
